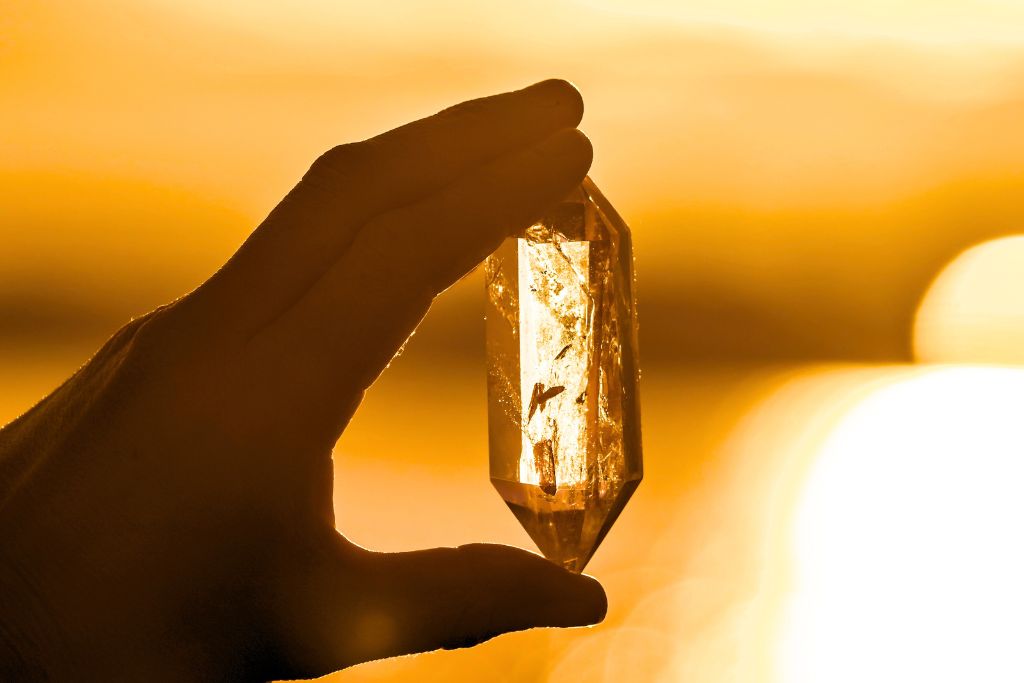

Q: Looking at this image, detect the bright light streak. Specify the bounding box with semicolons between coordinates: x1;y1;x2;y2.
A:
518;238;591;488
779;367;1024;683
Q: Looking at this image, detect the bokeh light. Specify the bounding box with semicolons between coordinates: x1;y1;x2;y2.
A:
779;367;1024;682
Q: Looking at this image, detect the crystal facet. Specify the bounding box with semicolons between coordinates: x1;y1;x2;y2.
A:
485;177;642;573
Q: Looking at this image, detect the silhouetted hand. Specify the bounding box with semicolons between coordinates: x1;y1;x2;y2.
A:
0;80;603;681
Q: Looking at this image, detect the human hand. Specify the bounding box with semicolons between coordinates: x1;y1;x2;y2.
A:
0;80;604;681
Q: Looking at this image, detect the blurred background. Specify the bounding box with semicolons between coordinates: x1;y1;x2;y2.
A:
3;1;1024;680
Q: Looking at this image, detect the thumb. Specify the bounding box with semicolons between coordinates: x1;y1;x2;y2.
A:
271;537;607;677
359;543;607;651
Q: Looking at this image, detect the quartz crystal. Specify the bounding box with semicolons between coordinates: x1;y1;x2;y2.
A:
484;176;642;573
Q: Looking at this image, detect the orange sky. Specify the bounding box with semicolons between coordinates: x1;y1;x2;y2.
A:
4;0;1024;359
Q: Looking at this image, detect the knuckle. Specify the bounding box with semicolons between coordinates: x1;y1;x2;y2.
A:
310;142;361;174
85;309;170;377
120;307;176;364
84;311;179;402
98;313;154;355
120;301;208;372
303;141;376;193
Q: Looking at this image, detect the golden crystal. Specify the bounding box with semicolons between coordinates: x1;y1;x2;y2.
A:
485;177;643;573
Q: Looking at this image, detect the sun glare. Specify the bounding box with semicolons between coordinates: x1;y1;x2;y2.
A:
779;367;1024;682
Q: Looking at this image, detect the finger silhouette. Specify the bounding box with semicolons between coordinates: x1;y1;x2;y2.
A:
274;539;606;676
249;128;592;437
189;79;584;339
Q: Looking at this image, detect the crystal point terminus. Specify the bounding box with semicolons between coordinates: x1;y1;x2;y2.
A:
484;177;642;573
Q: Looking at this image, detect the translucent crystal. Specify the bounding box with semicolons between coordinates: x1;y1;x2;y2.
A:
485;177;643;573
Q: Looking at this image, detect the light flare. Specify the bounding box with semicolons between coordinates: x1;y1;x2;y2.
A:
518;238;592;489
779;367;1024;683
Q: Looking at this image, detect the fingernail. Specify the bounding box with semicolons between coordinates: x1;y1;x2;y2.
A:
527;79;584;122
579;574;608;623
531;78;579;102
559;572;607;625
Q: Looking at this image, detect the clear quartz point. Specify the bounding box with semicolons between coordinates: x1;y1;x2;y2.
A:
484;176;642;573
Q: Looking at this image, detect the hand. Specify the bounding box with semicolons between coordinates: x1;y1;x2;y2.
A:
0;79;604;681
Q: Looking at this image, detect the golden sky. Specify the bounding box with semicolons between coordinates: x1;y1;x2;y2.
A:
3;0;1024;359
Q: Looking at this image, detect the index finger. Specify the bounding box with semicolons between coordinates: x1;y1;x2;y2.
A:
273;541;607;675
191;79;585;338
325;78;585;213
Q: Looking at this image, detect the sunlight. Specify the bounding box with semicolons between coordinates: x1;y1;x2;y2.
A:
778;367;1024;682
915;235;1024;365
